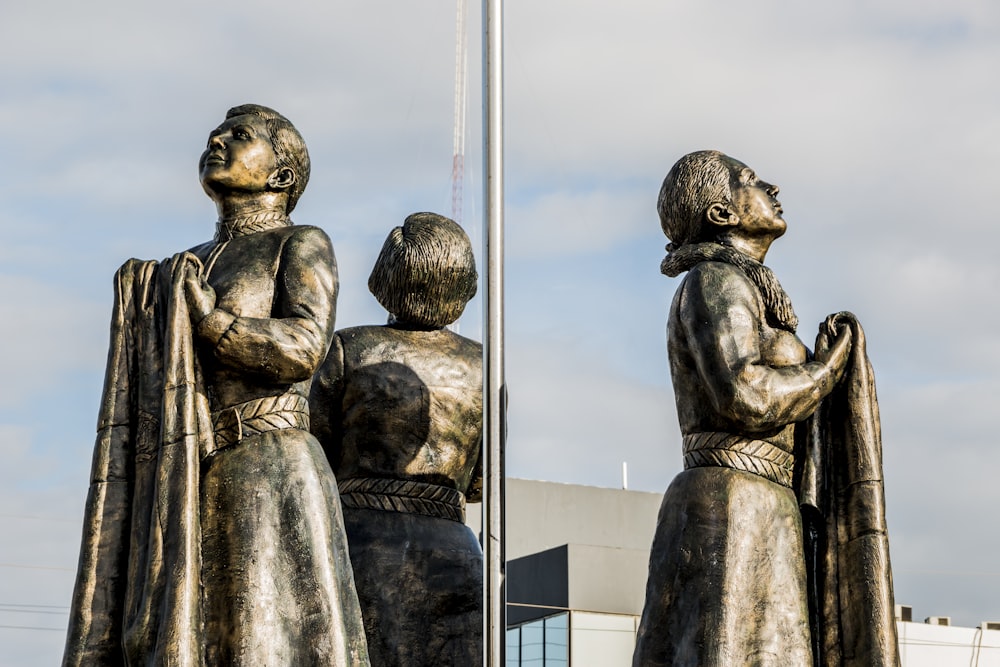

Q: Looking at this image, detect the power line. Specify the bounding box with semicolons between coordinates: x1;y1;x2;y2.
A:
0;609;67;616
0;513;77;523
0;603;71;635
0;563;75;572
0;624;65;632
0;603;69;610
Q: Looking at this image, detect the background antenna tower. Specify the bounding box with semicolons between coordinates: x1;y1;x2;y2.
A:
451;0;468;226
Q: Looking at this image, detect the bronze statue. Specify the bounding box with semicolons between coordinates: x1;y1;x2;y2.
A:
310;212;483;667
633;151;898;666
63;104;370;666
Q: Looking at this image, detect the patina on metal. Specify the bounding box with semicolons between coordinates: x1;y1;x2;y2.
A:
63;104;370;666
633;151;898;667
311;212;484;667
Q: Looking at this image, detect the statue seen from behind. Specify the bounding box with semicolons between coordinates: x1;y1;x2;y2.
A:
311;212;484;667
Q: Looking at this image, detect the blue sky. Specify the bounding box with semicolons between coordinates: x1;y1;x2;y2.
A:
1;0;999;663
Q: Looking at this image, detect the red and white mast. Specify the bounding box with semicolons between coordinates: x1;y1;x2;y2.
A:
451;0;468;226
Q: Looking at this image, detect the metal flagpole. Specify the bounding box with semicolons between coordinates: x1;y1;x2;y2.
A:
482;0;506;665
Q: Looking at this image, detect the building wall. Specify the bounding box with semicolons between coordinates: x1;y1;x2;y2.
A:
566;544;649;617
494;479;1000;666
507;542;651;625
467;477;663;560
507;614;1000;667
897;622;1000;666
569;612;638;667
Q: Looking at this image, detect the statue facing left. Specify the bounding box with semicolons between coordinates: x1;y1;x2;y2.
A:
63;104;370;666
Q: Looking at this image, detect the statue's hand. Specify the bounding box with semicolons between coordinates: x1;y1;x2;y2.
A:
814;319;851;389
183;262;216;324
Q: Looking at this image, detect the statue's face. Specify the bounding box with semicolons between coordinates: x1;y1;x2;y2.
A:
199;114;279;197
725;157;786;240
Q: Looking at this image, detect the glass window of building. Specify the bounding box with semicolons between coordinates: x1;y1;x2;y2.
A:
506;613;569;666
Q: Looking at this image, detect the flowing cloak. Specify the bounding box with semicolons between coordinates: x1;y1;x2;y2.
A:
63;254;370;666
800;313;899;667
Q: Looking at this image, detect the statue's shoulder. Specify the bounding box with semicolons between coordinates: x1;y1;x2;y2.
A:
683;261;756;299
334;325;393;355
283;223;329;241
261;223;332;249
336;326;481;367
275;225;335;266
677;261;761;321
446;330;484;359
183;240;216;260
335;325;375;343
685;259;747;281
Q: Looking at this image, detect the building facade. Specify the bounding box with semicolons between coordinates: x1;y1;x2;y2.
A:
473;478;1000;667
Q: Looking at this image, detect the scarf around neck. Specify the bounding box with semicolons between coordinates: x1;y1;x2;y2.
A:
660;241;799;333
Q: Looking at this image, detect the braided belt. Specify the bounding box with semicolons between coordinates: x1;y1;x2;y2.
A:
682;432;794;488
209;393;310;455
339;477;467;523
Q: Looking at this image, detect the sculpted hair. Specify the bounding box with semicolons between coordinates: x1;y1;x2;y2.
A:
657;150;734;249
368;212;478;328
226;104;311;213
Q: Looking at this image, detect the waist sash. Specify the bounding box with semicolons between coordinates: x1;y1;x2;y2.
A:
208;392;310;455
339;477;467;523
683;432;794;488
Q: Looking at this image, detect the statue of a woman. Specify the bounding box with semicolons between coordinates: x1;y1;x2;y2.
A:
633;151;898;667
310;212;483;666
63;104;369;666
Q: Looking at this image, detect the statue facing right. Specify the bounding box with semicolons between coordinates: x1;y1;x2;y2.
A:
633;150;898;667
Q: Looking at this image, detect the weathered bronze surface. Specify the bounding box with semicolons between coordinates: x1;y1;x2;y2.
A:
633;151;898;667
311;212;484;666
63;105;370;666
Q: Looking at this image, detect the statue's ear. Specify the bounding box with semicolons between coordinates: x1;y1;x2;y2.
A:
267;167;296;191
706;202;738;228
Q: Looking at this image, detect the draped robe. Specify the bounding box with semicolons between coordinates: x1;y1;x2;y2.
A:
634;257;897;667
64;224;370;666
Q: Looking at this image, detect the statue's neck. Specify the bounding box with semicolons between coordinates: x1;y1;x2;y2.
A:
211;190;290;240
215;210;291;241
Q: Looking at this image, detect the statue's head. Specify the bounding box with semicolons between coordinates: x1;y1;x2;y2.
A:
658;150;784;251
657;150;734;249
368;212;478;328
199;104;311;213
